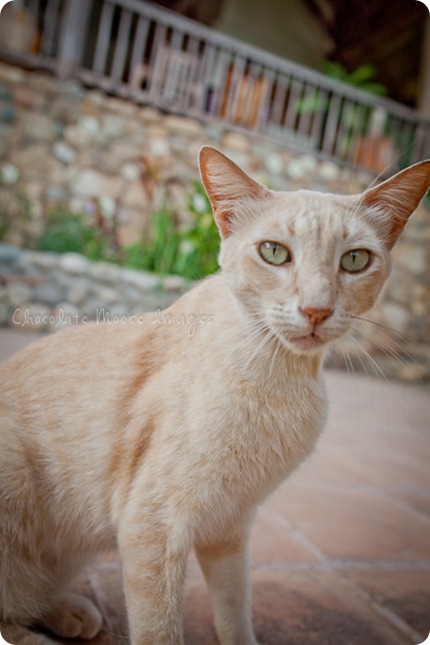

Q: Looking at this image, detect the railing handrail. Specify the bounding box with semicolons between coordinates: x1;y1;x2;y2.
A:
104;0;429;127
0;0;428;171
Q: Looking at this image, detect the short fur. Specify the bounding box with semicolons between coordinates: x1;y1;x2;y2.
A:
1;148;429;645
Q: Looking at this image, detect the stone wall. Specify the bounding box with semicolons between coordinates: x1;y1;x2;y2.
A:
0;244;188;333
0;60;371;248
0;61;429;379
1;240;429;380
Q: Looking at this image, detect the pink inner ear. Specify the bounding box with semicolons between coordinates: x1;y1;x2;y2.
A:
199;146;269;239
362;160;430;248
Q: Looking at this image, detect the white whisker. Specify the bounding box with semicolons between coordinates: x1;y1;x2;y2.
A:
242;326;276;372
268;333;283;379
350;315;426;375
348;335;390;383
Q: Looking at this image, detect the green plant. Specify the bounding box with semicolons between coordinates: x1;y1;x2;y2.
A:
36;208;110;261
296;62;387;115
296;62;389;157
325;62;387;96
123;182;219;280
173;181;219;279
123;207;181;275
6;176;221;281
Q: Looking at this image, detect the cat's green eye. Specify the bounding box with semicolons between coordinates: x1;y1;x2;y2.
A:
259;241;292;266
340;249;371;273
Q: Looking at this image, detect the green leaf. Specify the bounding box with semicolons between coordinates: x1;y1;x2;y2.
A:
295;93;328;115
324;61;348;81
360;82;388;96
348;64;378;86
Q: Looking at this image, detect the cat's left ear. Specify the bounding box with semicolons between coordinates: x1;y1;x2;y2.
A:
362;160;430;248
199;146;269;238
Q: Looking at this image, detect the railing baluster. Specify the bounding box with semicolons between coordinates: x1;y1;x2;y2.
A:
295;83;315;144
422;126;430;160
40;0;61;57
57;0;92;77
147;22;167;100
111;8;133;84
163;28;185;106
308;87;327;152
180;34;200;113
412;123;429;162
196;42;216;115
342;102;360;165
321;94;342;156
258;67;275;134
407;122;419;164
404;120;416;164
283;77;304;134
226;54;247;123
333;99;351;161
211;49;232;118
27;0;42;55
129;16;150;95
170;28;184;51
241;63;262;130
93;1;114;76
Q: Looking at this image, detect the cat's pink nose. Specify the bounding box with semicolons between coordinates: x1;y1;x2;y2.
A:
299;307;333;327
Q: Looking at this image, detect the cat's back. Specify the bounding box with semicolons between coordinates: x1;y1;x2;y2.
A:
0;317;166;529
0;319;151;406
0;275;222;470
0;318;162;470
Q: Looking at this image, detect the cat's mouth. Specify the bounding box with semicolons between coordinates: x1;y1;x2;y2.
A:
284;331;332;354
267;315;347;355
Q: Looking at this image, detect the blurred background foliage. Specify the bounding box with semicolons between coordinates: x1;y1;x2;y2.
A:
0;169;220;281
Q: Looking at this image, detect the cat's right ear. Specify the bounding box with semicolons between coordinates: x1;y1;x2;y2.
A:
199;146;269;238
362;159;430;248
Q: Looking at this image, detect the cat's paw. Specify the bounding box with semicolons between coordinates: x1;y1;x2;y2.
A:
42;592;103;640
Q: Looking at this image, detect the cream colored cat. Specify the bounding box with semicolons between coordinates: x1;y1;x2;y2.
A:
1;147;429;645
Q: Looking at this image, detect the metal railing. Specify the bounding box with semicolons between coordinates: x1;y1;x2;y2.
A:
1;0;429;173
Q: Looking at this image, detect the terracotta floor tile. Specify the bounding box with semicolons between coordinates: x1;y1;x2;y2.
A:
296;437;430;491
396;490;430;522
2;334;430;644
267;486;430;562
341;568;430;641
249;508;320;566
251;569;407;645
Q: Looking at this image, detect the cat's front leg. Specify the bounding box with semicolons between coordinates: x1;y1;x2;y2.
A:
118;516;189;645
195;523;260;645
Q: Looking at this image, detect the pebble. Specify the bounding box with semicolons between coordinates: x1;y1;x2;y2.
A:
52;141;76;165
318;160;341;181
23;114;56;143
0;243;21;266
0;162;19;183
7;282;31;307
0;81;12;100
121;268;161;291
59;253;91;275
0;105;15;123
90;262;120;285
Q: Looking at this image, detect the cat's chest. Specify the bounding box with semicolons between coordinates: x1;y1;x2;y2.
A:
121;364;327;541
176;374;327;544
231;376;324;454
191;373;327;498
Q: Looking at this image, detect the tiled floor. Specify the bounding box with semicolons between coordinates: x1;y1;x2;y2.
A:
1;329;429;645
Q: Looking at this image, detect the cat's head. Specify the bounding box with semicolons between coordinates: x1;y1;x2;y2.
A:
199;146;430;355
